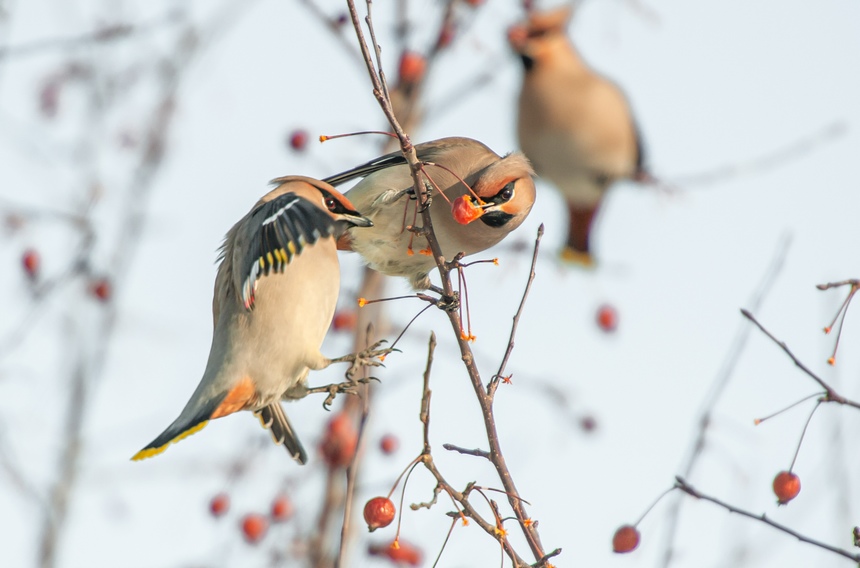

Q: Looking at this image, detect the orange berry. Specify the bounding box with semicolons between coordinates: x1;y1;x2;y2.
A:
596;304;618;333
90;278;111;302
332;310;357;332
379;434;399;455
270;494;293;522
612;524;640;553
22;249;40;279
773;471;801;505
451;195;484;224
363;497;396;531
209;493;229;517
319;412;358;468
368;540;423;565
398;51;426;84
240;513;268;544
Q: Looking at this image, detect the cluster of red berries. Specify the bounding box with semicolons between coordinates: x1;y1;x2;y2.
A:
21;249;111;301
209;492;294;545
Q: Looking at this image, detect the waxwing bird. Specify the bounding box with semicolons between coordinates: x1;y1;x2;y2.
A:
132;176;373;464
509;6;644;264
324;137;535;290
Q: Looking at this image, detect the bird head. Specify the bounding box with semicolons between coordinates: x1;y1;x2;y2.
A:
507;6;572;68
468;152;535;229
271;176;373;234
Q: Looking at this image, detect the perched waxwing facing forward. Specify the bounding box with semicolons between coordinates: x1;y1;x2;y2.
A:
509;6;644;264
324;137;535;290
132;177;372;464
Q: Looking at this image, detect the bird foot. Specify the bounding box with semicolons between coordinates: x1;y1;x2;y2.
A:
329;340;395;380
306;376;380;409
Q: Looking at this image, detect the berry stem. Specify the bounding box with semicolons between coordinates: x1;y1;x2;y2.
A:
753;392;824;425
788;399;822;473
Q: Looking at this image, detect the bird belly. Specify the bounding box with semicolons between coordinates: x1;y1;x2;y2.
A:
206;246;339;408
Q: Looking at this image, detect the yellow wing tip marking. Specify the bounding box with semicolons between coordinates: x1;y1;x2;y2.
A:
130;420;210;462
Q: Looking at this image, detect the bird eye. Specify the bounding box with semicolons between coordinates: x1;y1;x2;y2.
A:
496;182;515;202
325;197;338;211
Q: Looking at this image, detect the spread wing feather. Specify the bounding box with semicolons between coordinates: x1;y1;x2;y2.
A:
239;193;335;309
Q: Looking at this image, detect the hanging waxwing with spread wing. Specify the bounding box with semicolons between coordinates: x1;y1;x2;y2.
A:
132;176;374;464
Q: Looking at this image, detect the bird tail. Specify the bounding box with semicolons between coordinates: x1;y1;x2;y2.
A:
131;392;226;461
255;403;308;465
561;203;598;266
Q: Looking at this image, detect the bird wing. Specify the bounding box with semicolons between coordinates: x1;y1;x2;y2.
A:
235;193;336;310
323;138;490;187
323;151;409;187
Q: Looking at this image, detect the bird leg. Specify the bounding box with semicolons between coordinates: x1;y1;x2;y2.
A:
305;376;380;410
327;339;394;381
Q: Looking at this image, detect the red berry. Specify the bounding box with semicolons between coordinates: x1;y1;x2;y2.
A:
90;278;111;302
464;0;484;6
596;303;618;332
773;471;801;505
612;524;640;553
364;497;396;531
288;130;309;151
22;249;40;279
580;415;597;432
332;310;357;332
368;540;423;565
451;195;485;225
398;52;426;84
209;493;230;517
271;494;294;522
435;23;455;50
507;25;528;52
379;434;399;455
319;412;358;468
240;513;268;544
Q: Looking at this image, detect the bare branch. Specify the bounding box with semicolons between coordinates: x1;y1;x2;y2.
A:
741;309;860;410
675;476;860;563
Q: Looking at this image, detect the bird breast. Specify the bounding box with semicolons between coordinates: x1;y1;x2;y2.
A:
206;242;340;407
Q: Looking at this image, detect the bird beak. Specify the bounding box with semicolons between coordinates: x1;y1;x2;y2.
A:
342;212;373;228
478;204;515;228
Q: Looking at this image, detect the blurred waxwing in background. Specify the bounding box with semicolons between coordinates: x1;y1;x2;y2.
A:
509;5;645;265
132;176;373;465
325;137;536;290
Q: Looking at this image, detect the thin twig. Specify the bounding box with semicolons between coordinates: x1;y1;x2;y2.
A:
490;224;544;397
0;14;179;59
421;332;437;453
670;121;847;187
741;309;860;410
675;476;860;563
443;444;490;459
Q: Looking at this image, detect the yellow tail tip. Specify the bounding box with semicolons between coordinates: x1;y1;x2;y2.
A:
130;420;210;461
559;247;595;267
